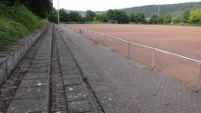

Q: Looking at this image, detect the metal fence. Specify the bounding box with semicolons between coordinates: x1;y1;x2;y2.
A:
69;26;201;92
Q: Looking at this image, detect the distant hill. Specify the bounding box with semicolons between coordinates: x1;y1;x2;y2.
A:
123;2;201;17
66;2;201;18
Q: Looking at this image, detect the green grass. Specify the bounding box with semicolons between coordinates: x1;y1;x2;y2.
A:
0;16;29;47
83;74;89;80
7;6;45;31
20;66;28;74
0;4;47;48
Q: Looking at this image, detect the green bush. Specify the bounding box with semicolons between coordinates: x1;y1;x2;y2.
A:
0;4;47;48
6;5;45;31
189;9;201;25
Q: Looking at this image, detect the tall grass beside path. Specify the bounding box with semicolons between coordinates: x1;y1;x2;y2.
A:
0;4;47;48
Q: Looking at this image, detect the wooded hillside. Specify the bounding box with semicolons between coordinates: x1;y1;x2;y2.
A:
123;2;201;17
68;2;201;18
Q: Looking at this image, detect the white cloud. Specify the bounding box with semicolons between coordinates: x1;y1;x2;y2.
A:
53;0;200;11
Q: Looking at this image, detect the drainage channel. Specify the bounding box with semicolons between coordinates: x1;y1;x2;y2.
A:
50;24;69;112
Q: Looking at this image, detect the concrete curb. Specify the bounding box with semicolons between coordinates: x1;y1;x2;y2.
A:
0;24;48;85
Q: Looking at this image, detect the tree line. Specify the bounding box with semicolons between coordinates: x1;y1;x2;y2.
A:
50;8;201;25
1;0;201;25
149;9;201;24
0;0;52;18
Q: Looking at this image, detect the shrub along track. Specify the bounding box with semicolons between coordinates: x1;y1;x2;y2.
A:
0;24;103;113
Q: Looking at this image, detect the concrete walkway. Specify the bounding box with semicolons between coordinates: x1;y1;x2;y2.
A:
60;25;201;113
5;24;53;113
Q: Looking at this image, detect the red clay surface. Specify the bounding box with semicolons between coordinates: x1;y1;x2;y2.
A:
67;24;201;88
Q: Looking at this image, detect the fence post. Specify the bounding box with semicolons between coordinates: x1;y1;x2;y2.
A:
83;29;85;34
196;65;201;93
96;33;98;41
86;30;88;38
151;49;155;71
103;35;106;46
113;38;116;51
128;43;131;58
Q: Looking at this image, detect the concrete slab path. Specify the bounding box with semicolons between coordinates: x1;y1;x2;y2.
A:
60;25;201;113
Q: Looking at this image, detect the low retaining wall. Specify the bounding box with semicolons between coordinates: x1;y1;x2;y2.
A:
0;24;48;85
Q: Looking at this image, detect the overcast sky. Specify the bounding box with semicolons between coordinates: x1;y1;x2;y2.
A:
53;0;200;11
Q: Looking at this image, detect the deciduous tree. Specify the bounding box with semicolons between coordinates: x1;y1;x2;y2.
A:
96;12;107;22
189;9;201;24
182;9;190;23
59;9;70;22
85;10;96;22
69;11;81;22
48;8;58;23
149;13;158;24
164;13;172;24
129;12;145;23
157;14;164;24
172;16;181;23
106;9;129;24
